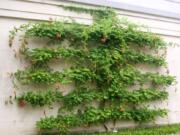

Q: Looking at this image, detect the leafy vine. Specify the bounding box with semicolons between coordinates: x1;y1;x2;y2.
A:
9;5;175;135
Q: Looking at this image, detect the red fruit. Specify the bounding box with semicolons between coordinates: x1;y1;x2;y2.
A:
18;100;26;107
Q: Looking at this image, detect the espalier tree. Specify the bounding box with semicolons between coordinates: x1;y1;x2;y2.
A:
9;5;175;134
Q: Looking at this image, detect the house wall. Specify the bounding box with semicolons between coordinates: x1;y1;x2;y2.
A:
0;0;180;135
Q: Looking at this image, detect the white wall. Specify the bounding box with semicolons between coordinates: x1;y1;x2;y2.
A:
1;0;180;135
111;0;180;14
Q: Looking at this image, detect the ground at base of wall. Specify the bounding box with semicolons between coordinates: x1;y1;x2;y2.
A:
48;123;180;135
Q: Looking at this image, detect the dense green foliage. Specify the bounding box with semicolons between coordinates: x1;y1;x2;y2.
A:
9;5;175;135
18;90;62;107
17;88;168;107
15;68;95;84
37;107;167;133
14;67;174;85
23;47;166;66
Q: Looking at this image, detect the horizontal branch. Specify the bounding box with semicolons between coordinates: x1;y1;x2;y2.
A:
36;107;167;133
17;88;168;107
23;21;165;48
14;67;174;86
23;47;166;66
14;68;95;84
